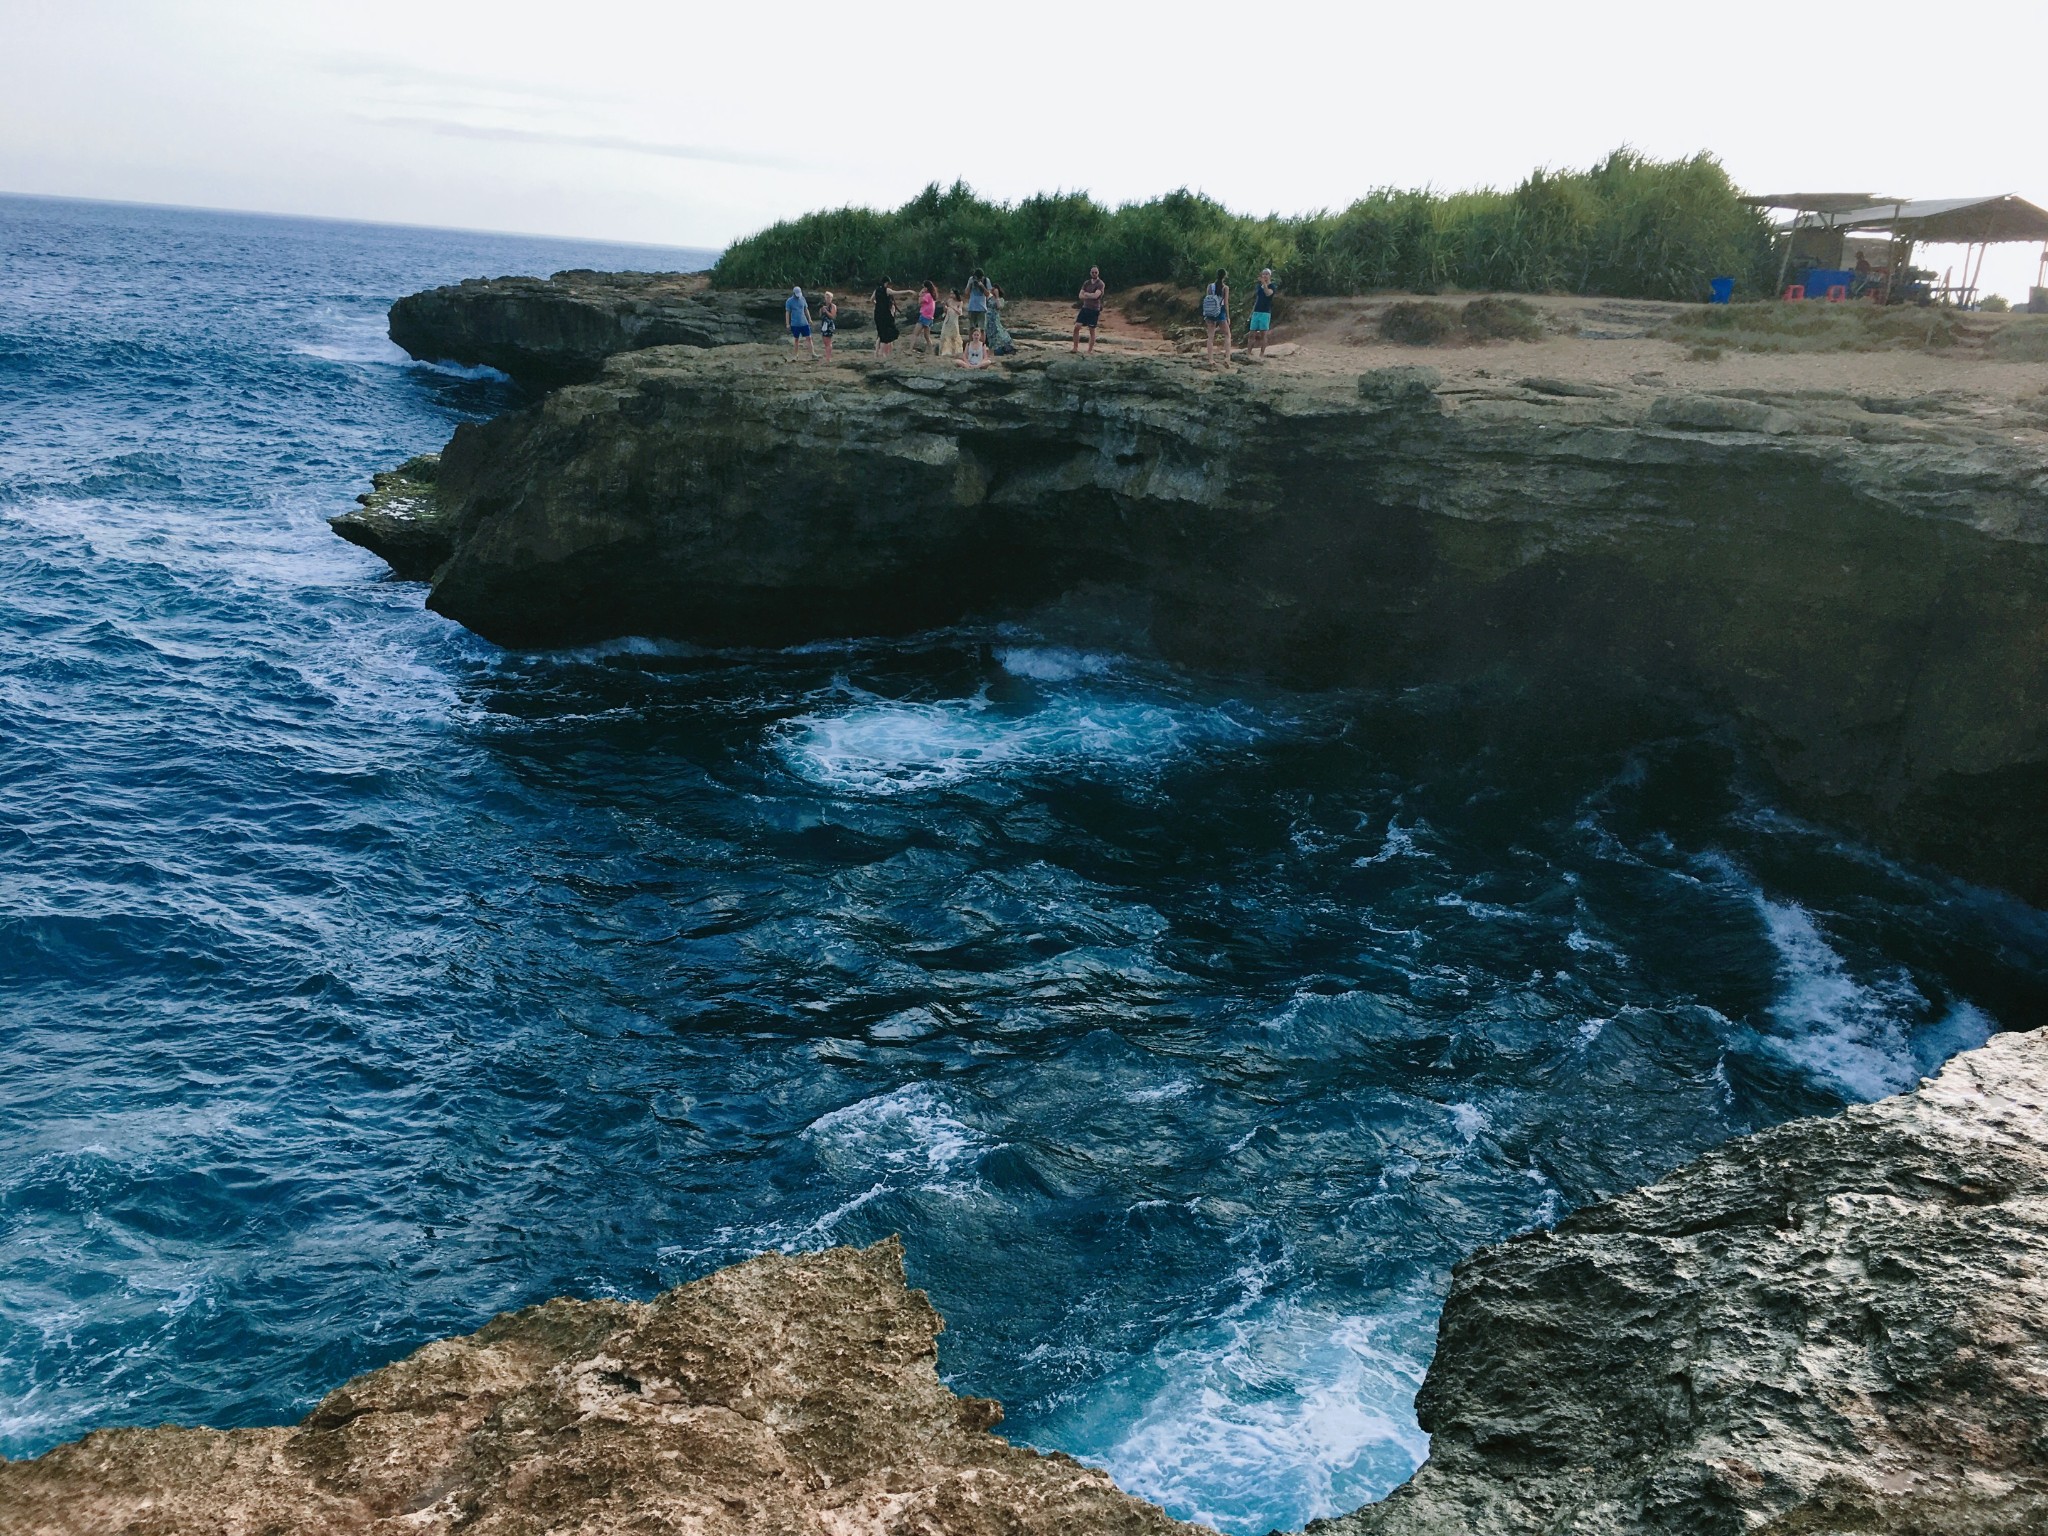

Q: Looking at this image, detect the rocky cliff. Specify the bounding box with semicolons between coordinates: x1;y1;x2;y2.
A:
388;271;843;389
0;1239;1196;1536
10;1034;2046;1535
1326;1023;2048;1536
334;344;2048;900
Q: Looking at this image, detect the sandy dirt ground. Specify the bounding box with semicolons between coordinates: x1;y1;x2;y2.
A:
957;290;2048;416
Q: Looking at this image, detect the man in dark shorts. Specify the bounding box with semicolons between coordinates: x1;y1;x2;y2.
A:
1072;266;1107;354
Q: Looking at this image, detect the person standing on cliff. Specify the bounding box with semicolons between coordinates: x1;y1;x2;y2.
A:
939;290;964;357
872;278;908;360
965;269;991;338
1247;269;1276;358
1202;269;1231;368
1073;266;1107;354
785;286;817;360
818;292;839;361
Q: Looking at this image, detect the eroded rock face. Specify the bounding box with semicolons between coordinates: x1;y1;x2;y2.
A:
387;271;828;389
354;345;2048;898
330;452;452;579
0;1239;1198;1536
1328;1025;2048;1536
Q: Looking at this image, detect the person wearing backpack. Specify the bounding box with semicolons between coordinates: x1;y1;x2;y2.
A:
1202;269;1231;368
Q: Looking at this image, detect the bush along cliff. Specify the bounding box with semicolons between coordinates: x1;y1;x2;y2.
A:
709;150;1776;302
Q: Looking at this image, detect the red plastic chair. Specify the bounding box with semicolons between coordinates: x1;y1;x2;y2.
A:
1783;284;1806;301
1826;285;1848;303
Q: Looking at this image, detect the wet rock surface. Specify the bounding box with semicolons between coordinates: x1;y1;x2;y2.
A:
387;271;826;389
0;1239;1197;1536
345;344;2048;899
329;452;451;579
1327;1025;2048;1536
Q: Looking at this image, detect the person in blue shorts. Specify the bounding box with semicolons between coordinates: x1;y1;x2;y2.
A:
1248;268;1277;358
785;285;817;360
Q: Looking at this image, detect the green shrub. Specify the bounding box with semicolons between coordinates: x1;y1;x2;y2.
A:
1660;302;1981;352
711;149;1775;302
1990;319;2048;362
1981;294;2010;313
1380;301;1462;346
1462;296;1544;341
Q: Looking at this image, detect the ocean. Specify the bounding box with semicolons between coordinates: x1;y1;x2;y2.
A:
2;193;2043;1534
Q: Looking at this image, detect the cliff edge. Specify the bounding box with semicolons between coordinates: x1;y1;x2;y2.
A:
0;1239;1196;1536
1328;1023;2048;1536
336;343;2048;900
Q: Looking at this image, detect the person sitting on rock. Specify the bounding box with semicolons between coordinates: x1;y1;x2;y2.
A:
959;328;994;369
1073;266;1107;354
785;286;817;360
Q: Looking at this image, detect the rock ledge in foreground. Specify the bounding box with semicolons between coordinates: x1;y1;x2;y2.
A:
0;1238;1198;1536
1330;1024;2048;1536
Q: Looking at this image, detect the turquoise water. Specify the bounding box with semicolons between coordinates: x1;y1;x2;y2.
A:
3;193;2044;1534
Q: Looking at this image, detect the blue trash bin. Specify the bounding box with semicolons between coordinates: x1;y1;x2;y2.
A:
1709;277;1735;304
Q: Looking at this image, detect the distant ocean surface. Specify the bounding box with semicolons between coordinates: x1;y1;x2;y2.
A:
3;194;2045;1534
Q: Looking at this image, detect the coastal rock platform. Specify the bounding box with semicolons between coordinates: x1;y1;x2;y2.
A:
1330;1023;2048;1536
0;1240;1196;1536
388;271;827;390
337;341;2048;901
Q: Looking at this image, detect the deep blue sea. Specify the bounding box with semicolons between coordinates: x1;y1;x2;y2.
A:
3;193;2045;1533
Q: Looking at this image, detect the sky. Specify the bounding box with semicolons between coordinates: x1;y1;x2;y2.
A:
4;0;2044;300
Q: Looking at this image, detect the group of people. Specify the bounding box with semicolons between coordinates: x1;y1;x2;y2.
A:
880;269;1016;365
780;263;1280;368
1198;267;1279;366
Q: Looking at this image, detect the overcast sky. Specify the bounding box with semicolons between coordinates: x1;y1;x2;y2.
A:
4;0;2043;297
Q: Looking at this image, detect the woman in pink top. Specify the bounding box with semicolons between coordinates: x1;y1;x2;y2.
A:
916;281;938;353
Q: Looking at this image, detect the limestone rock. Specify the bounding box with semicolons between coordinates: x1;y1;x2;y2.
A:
1328;1025;2048;1536
369;343;2048;899
387;271;834;390
0;1239;1199;1536
329;453;452;579
1358;364;1443;405
1649;393;1800;435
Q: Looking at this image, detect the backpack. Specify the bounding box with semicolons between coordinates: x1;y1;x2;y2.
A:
1201;285;1223;320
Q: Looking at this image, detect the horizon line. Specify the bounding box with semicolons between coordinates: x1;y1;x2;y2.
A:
0;187;724;261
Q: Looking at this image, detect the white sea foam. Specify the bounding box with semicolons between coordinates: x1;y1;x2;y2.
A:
774;693;1256;796
995;645;1116;682
802;1082;984;1182
1446;1101;1490;1142
1057;1296;1434;1534
1354;818;1432;867
414;358;513;381
293;313;409;366
1756;897;1992;1099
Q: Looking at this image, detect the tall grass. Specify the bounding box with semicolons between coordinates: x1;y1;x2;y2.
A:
712;150;1775;303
